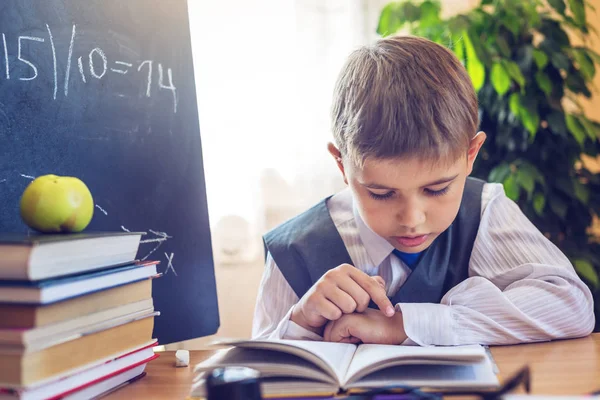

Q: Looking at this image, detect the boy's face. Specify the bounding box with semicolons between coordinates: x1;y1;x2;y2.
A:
329;133;485;254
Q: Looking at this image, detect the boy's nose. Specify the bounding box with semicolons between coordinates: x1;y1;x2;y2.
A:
395;203;426;229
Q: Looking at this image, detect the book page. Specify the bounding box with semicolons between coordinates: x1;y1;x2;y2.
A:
194;347;338;384
211;339;357;384
343;344;487;386
344;357;499;390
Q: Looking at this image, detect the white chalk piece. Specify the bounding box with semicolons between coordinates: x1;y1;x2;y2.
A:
175;349;190;367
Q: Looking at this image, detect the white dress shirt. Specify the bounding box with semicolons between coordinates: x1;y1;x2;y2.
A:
252;183;595;345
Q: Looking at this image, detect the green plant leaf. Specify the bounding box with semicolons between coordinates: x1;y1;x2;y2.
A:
573;180;590;204
529;8;542;27
491;63;511;96
562;14;584;30
551;52;571;70
539;38;561;54
509;93;521;116
448;14;470;34
521;105;540;136
516;168;535;199
566;71;592;97
548;0;567;14
574;259;599;288
572;49;596;80
400;2;422;22
567;0;586;26
450;34;466;64
419;1;441;28
533;192;546;215
489;163;512;183
539;19;571;47
463;32;485;91
547;112;568;136
535;71;553;96
533;49;549;68
578;116;600;141
377;3;403;36
496;36;512;58
549;197;568;218
585;49;600;65
522;162;546;186
502;18;520;36
565;113;587;146
594;121;600;139
503;174;520;200
503;61;526;87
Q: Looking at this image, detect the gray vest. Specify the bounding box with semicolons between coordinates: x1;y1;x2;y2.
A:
264;177;485;305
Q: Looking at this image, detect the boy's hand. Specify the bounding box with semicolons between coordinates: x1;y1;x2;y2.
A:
290;264;394;334
323;308;407;345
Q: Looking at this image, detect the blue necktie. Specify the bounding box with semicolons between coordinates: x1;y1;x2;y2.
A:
392;248;421;271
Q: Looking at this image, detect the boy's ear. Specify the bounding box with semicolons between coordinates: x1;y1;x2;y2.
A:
466;131;486;175
327;142;348;185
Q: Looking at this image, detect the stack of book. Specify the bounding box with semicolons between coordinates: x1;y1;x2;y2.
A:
0;232;160;400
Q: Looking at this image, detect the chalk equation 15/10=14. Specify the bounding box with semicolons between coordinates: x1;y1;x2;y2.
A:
1;24;179;113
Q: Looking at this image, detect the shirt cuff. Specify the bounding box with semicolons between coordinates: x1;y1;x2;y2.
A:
397;303;455;346
271;305;324;341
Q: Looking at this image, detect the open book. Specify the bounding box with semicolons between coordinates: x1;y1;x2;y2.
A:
190;339;499;398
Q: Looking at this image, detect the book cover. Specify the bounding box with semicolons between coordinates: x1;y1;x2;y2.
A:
0;232;145;246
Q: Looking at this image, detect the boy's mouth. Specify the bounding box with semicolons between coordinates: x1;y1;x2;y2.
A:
393;234;429;248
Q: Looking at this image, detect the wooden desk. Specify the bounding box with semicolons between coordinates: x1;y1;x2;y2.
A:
106;334;600;399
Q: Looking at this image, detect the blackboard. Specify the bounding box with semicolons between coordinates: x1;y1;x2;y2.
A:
0;1;219;345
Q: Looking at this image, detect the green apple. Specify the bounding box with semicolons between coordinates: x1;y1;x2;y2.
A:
20;175;94;233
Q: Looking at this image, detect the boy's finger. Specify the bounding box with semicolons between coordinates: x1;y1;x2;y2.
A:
323;320;335;341
372;275;386;288
324;318;352;343
335;275;371;312
318;297;343;321
349;270;394;317
325;287;358;314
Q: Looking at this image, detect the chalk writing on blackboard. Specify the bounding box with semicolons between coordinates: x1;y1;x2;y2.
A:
164;252;177;276
1;24;178;113
140;230;173;261
2;34;8;80
95;204;108;215
121;225;175;273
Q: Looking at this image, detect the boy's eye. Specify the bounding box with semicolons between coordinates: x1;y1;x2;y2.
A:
424;186;450;197
367;191;394;200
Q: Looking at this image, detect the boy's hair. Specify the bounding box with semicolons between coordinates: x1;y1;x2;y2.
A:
331;35;478;167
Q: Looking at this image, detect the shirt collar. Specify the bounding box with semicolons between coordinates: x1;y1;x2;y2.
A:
352;200;395;267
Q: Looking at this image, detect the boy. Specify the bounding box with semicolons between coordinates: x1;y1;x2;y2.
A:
252;36;595;346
